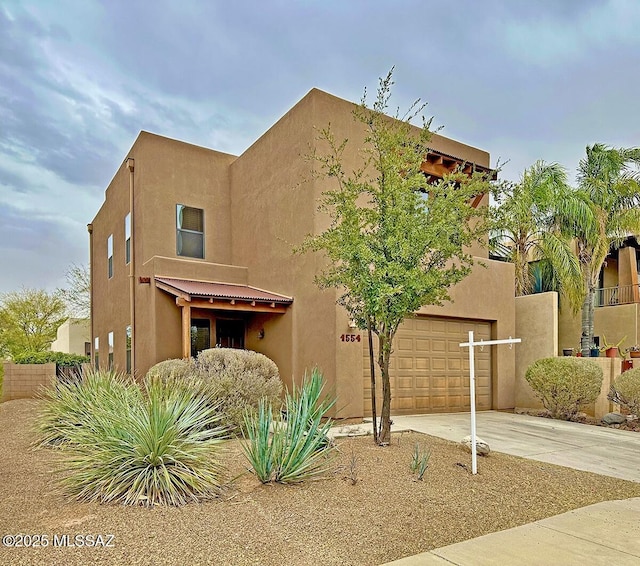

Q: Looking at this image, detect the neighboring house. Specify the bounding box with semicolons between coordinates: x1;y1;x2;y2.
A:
51;318;91;357
90;88;515;418
559;237;640;351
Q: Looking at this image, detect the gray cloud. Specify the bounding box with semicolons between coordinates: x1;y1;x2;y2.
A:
1;0;639;293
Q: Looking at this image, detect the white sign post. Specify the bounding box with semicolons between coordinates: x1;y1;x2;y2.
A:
459;331;521;474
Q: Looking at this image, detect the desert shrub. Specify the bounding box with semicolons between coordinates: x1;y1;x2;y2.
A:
194;348;283;433
243;367;336;483
144;349;283;434
608;368;640;415
36;368;140;446
525;357;603;419
146;357;196;382
59;377;228;506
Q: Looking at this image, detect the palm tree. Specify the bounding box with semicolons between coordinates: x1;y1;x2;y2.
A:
492;161;582;300
574;144;640;355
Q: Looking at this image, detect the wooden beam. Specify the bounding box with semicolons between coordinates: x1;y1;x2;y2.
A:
181;302;191;358
157;280;190;302
186;297;288;313
470;194;485;209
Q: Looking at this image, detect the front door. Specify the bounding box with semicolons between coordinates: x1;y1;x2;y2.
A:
191;319;211;356
216;319;245;349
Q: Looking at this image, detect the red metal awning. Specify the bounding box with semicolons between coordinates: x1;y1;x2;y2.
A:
155;277;293;310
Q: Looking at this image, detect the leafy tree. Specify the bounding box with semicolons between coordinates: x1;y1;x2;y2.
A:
60;263;90;318
0;289;68;358
299;71;494;444
491;161;583;301
573;144;640;355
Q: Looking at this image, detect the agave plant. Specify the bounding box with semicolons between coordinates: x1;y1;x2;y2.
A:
243;368;336;483
35;368;140;447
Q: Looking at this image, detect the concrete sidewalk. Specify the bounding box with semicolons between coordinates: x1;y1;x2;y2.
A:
371;411;640;565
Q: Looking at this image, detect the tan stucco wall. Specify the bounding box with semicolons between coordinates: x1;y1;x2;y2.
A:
514;292;558;410
91;133;240;376
51;318;90;356
618;246;638;288
559;303;639;353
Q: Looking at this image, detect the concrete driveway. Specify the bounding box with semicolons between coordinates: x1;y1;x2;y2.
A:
391;411;640;482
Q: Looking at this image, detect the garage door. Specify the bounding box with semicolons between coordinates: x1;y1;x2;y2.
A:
363;316;492;415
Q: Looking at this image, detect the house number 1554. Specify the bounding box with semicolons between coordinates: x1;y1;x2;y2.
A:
340;334;361;342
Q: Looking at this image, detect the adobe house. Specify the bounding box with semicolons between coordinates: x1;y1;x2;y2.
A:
89;88;516;418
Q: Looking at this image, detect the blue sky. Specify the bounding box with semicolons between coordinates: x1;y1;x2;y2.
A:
1;0;639;292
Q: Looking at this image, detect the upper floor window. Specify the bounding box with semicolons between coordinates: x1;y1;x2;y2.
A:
107;235;113;278
125;213;131;264
176;205;204;259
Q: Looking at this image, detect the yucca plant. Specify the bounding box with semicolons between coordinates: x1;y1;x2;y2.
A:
36;368;140;447
410;442;431;480
243;368;336;483
58;377;229;506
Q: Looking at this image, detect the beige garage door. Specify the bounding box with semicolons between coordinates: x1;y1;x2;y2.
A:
363;317;492;415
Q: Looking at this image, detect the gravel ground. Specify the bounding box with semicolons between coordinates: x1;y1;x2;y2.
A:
2;399;640;566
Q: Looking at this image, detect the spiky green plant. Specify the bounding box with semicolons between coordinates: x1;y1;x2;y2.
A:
243;368;336;483
59;377;228;506
241;399;282;483
36;368;140;447
410;442;431;480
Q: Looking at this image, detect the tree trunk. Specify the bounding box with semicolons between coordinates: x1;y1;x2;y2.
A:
580;282;595;356
367;319;378;444
377;331;393;445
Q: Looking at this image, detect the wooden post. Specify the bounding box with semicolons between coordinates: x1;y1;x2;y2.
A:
180;301;191;358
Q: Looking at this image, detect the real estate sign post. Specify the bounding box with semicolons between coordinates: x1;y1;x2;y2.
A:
460;332;521;474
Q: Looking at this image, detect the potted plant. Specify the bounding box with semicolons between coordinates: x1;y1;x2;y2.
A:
624;345;640;359
600;335;627;358
562;347;574;357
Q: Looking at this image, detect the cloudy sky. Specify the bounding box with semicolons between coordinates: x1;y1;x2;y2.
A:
1;0;639;293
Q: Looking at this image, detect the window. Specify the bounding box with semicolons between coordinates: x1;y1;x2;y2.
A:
94;337;99;370
125;213;131;264
108;331;114;369
126;325;132;374
107;234;113;278
176;205;204;259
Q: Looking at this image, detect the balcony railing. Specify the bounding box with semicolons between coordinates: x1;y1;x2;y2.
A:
594;284;640;307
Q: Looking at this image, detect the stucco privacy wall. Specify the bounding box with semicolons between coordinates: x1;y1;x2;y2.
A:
515;292;630;419
515;292;558;410
1;363;56;402
558;303;640;353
